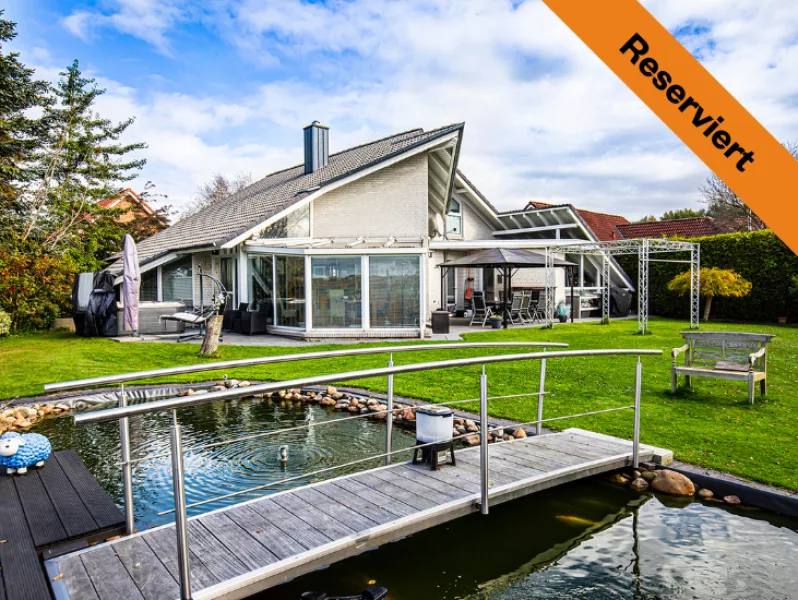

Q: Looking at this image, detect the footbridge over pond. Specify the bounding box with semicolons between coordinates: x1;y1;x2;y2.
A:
42;344;670;600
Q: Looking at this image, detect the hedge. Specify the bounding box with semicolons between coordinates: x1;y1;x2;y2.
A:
617;230;798;323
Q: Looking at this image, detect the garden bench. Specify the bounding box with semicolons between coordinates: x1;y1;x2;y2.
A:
671;331;775;404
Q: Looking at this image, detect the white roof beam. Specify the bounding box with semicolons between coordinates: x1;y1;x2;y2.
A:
492;224;578;236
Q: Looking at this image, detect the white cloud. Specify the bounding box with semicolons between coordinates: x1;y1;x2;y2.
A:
51;0;798;220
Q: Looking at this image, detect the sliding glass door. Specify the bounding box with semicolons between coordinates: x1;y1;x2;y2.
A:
311;257;362;328
275;255;306;328
369;256;420;328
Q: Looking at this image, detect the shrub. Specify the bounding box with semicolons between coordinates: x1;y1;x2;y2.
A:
0;310;10;336
0;245;76;332
668;267;752;321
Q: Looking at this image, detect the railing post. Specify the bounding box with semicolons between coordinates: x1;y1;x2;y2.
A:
632;357;642;469
385;353;394;466
119;383;135;535
536;356;547;436
479;365;489;515
170;410;192;600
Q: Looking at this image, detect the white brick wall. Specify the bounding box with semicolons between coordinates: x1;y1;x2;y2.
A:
312;153;428;239
462;201;495;240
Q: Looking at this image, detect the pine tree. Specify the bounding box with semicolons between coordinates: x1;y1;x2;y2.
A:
0;11;49;219
25;59;147;248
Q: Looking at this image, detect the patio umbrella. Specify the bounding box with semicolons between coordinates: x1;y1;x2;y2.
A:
122;234;140;335
439;248;577;328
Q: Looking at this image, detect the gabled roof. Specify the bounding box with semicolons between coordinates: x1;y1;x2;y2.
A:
524;201;630;242
133;123;464;265
616;217;718;239
97;189;156;215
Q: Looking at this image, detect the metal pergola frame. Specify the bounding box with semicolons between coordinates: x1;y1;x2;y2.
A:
546;238;701;333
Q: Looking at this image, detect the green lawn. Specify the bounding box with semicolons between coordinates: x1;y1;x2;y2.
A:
2;318;797;491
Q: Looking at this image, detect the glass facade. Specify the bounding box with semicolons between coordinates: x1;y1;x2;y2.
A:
259;204;310;239
220;257;237;307
275;255;306;327
248;256;274;320
140;269;158;302
369;256;420;328
311;257;362;329
162;256;193;307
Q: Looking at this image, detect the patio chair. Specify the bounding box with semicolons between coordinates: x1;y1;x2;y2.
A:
530;294;547;324
506;292;523;325
234;303;271;335
469;291;492;327
223;302;248;331
519;291;532;323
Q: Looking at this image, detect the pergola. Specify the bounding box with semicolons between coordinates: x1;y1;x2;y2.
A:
550;238;701;333
439;248;576;328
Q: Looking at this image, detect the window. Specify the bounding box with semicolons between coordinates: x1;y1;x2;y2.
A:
446;197;462;236
162;256;193;307
311;257;362;329
275;255;306;327
259;204;310;239
140;269;158;302
248;256;273;320
446;269;456;311
369;256;420;328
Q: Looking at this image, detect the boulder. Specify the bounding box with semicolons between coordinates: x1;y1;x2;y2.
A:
629;478;649;492
512;428;527;439
349;398;359;407
321;397;336;406
347;406;359;413
723;495;741;505
326;386;337;396
238;381;251;387
224;379;239;388
464;419;476;429
466;424;479;433
650;470;695;496
697;488;714;499
640;470;657;482
211;385;226;392
462;434;481;447
608;473;631;486
333;392;344;400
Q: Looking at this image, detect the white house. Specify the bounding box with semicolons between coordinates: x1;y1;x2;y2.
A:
127;122;633;338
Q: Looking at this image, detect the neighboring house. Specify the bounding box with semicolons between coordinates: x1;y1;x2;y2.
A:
124;121;633;338
616;217;718;240
97;189;156;223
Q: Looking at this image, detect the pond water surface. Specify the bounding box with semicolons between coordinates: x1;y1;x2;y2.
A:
32;397;798;599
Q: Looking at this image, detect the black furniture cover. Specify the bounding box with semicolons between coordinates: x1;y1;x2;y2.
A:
610;287;633;317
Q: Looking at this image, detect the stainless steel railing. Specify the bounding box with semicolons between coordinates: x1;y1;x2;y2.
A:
59;347;661;600
48;341;565;535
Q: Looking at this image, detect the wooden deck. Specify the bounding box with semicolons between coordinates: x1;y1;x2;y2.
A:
0;450;126;600
46;430;671;600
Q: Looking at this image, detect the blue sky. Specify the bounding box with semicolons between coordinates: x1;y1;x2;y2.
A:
5;0;798;218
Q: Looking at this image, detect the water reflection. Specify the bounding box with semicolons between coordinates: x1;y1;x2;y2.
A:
32;398;416;529
257;480;798;600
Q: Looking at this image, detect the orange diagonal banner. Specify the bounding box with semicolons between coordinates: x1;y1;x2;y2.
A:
542;0;798;252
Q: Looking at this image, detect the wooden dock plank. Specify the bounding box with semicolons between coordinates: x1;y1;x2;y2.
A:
54;452;124;530
37;456;99;538
0;478;52;600
198;512;280;570
334;477;419;517
80;545;145;600
314;482;404;524
186;521;249;581
114;536;179;600
53;554;99;600
368;468;466;505
13;470;68;548
224;505;306;561
246;499;332;550
142;526;219;591
353;472;438;511
293;487;379;533
270;493;357;541
50;430;665;600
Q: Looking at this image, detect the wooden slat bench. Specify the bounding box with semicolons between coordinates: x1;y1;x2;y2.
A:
671;331;775;404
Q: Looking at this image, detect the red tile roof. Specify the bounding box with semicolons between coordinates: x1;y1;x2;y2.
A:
616;217;717;239
525;201;630;242
97;189;155;215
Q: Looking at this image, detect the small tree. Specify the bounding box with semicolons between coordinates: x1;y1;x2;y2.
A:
668;267;752;322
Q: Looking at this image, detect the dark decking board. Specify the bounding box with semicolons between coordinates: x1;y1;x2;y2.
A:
48;430;668;600
0;450;126;600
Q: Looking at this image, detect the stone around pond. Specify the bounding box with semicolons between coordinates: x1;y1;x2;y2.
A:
650;470;695;497
698;488;715;499
630;478;650;492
